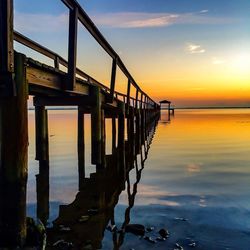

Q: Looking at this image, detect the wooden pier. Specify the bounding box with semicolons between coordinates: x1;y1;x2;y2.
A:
0;0;160;247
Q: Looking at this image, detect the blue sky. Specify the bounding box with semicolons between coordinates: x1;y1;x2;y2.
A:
14;0;250;107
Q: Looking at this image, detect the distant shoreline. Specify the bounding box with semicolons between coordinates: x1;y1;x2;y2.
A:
162;107;250;110
28;106;250;111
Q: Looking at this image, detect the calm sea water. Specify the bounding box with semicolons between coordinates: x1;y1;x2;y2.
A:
27;109;250;249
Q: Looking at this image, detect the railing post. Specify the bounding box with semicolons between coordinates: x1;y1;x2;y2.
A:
135;89;139;110
109;57;117;103
126;79;131;115
66;6;78;90
140;92;143;110
0;0;15;96
54;56;60;70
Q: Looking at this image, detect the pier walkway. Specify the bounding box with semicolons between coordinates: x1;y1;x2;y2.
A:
0;0;160;247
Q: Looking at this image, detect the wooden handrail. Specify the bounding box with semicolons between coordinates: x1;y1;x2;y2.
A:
13;0;159;108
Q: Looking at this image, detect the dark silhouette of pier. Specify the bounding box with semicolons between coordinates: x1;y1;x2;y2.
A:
0;0;161;247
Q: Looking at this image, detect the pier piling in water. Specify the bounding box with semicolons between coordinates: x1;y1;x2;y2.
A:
78;107;85;190
91;85;102;166
35;105;49;225
0;53;28;247
0;0;163;247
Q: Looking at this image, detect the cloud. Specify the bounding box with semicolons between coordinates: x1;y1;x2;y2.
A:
187;43;206;54
92;12;180;28
14;11;68;33
92;11;234;29
14;10;235;33
200;10;209;14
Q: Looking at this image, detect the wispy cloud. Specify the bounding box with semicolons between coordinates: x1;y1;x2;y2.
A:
14;12;68;33
93;12;180;28
187;44;206;54
14;10;235;33
200;10;209;14
92;11;234;29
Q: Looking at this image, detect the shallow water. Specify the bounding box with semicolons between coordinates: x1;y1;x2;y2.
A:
27;109;250;249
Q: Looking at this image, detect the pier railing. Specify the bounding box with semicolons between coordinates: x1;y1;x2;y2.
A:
0;0;161;247
1;0;158;110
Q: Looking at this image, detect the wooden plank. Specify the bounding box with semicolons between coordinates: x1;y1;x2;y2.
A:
34;96;94;107
27;65;89;95
27;66;63;90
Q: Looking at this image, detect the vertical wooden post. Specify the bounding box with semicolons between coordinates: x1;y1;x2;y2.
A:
126;79;131;115
118;102;125;178
112;117;116;154
135;89;139;110
118;102;125;148
35;105;49;225
54;56;60;70
109;58;117;103
100;109;106;168
91;85;102;165
67;6;78;90
0;0;15;96
0;53;28;247
78;107;85;190
127;107;135;169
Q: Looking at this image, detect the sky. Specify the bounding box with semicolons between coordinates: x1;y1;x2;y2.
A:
14;0;250;107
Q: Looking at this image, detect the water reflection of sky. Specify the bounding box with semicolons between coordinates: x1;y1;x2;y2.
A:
27;109;250;249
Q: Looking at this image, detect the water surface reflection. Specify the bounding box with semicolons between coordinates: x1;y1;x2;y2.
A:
26;109;250;249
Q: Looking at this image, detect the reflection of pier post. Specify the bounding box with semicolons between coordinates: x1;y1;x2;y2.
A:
35;105;49;225
135;110;141;154
0;53;28;247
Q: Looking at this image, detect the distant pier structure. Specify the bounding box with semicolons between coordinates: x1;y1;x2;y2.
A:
159;100;174;115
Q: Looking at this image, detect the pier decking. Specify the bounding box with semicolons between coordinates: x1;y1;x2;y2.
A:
0;0;161;247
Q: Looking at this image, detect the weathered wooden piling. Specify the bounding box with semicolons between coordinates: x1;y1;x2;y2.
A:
118;102;126;177
0;53;28;247
112;117;116;154
101;109;106;168
35;105;49;225
91;85;102;166
78;107;85;189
